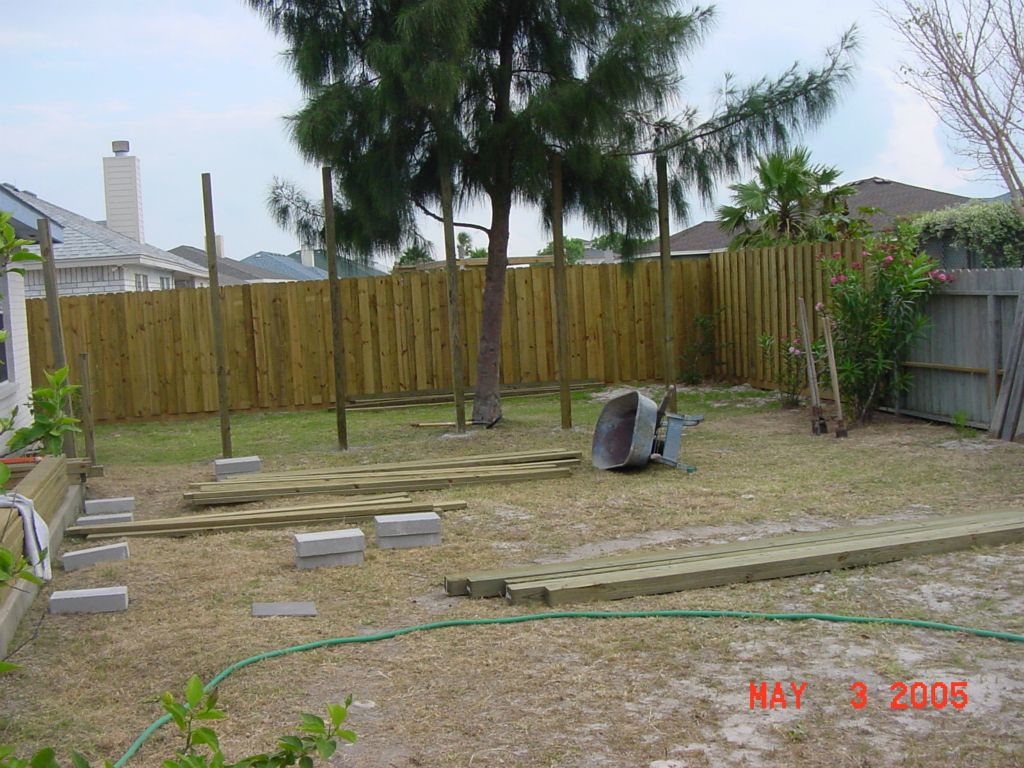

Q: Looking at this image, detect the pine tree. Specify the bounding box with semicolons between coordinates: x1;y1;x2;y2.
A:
249;1;857;422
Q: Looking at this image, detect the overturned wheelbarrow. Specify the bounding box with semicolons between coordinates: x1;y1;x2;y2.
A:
591;387;703;472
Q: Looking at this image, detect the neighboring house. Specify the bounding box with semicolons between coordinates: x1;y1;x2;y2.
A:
638;177;973;259
169;245;292;285
242;251;330;281
0;199;60;437
285;245;388;278
2;141;209;297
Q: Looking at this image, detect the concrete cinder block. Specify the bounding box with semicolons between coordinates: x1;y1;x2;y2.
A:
84;497;135;515
294;528;365;558
295;551;364;570
214;456;262;479
252;601;317;617
376;532;442;550
49;586;128;614
61;542;129;572
74;513;133;526
374;511;441;539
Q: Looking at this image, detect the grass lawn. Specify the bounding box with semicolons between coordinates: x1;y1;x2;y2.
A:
2;385;1023;768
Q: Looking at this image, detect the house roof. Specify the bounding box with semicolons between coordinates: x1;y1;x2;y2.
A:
242;252;329;280
638;220;732;255
845;177;970;229
1;184;207;277
169;245;289;285
640;176;972;256
0;184;63;242
286;248;388;277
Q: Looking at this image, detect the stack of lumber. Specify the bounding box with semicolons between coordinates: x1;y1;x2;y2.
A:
990;287;1024;441
1;457;70;555
185;449;581;507
445;508;1024;606
68;494;467;540
4;457;103;487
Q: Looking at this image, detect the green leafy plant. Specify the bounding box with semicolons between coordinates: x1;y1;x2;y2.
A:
0;676;356;768
818;225;947;420
680;312;721;384
758;330;817;407
914;201;1024;267
951;410;975;439
8;367;81;456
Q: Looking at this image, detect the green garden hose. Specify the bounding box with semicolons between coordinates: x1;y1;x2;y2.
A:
114;609;1024;767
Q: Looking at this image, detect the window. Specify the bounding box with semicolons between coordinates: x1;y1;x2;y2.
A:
160;275;172;290
135;274;149;291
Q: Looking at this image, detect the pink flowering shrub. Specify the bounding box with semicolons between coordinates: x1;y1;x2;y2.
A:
818;224;950;420
757;330;819;407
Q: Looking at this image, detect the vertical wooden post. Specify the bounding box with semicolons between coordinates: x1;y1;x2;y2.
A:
322;167;349;450
656;153;677;412
987;293;1001;411
550;153;572;429
78;352;96;464
38;218;76;458
201;173;232;458
439;160;466;432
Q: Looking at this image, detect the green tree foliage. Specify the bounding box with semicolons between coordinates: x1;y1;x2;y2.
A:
396;242;435;267
248;0;857;421
537;238;585;264
914;201;1024;267
716;147;857;248
590;232;626;253
456;232;473;260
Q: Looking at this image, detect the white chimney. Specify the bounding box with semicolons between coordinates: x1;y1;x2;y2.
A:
300;244;315;267
102;140;145;242
215;235;225;260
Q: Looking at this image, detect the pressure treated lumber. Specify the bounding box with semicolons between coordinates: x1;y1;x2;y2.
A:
446;509;1024;597
446;507;1024;606
73;497;467;539
203;449;581;484
507;513;1024;605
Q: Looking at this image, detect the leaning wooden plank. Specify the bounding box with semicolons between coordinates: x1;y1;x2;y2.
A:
449;508;1024;597
511;515;1024;605
991;286;1024;437
186;467;571;506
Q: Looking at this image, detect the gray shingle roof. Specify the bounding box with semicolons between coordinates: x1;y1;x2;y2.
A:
1;184;206;276
242;252;329;280
170;245;289;284
641;177;973;255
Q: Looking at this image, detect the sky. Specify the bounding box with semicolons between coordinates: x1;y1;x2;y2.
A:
1;1;1008;268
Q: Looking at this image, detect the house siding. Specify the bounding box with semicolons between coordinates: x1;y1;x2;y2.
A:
0;270;33;443
22;264;184;297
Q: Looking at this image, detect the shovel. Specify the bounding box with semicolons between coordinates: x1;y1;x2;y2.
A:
821;317;849;438
797;297;828;435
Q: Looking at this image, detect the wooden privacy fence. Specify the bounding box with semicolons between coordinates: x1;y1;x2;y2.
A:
27;260;712;422
900;269;1024;428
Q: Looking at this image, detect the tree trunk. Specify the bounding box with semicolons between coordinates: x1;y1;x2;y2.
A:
472;192;512;423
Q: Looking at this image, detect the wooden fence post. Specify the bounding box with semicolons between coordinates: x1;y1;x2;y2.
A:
439;159;466;432
656;153;677;411
38;218;76;458
322;167;348;450
551;153;572;429
201;173;232;458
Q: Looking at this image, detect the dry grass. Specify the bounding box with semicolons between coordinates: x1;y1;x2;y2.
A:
2;388;1023;767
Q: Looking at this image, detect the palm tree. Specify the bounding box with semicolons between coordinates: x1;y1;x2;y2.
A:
717;148;855;248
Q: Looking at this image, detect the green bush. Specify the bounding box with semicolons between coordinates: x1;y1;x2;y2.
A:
819;225;947;420
914;201;1024;267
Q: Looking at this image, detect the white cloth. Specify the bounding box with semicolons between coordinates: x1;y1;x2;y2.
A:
2;493;51;581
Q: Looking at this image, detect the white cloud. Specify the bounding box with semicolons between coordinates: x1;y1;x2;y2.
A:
866;67;967;192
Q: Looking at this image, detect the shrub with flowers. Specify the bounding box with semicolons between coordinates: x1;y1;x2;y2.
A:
817;223;950;421
757;330;819;408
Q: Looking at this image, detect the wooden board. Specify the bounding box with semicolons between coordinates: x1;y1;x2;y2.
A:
508;513;1024;605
